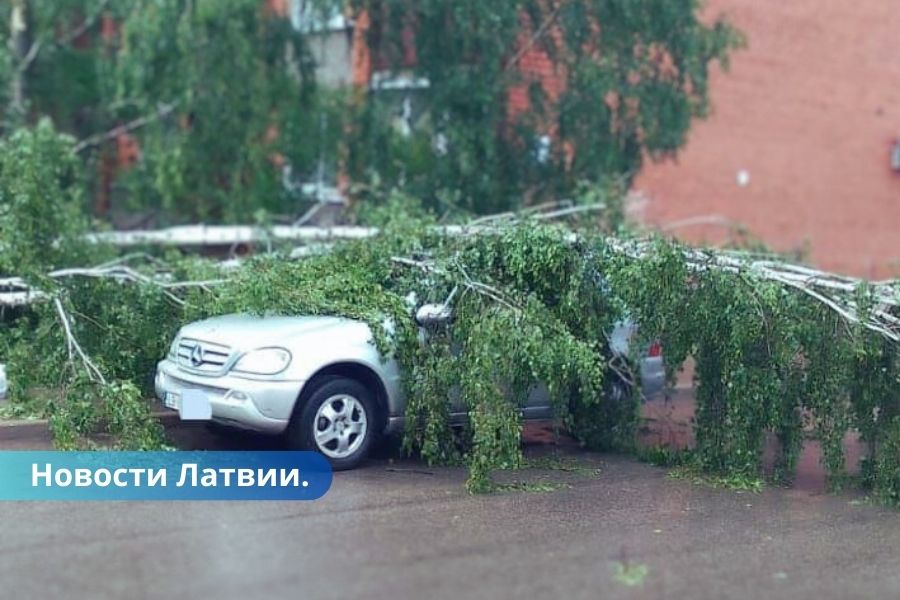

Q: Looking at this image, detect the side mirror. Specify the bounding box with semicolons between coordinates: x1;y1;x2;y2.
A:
415;303;452;327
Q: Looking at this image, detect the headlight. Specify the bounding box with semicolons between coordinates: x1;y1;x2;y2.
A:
232;348;292;375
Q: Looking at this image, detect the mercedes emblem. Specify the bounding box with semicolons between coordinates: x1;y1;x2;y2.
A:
190;344;204;367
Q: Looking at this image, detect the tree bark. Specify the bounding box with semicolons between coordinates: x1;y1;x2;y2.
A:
7;0;33;124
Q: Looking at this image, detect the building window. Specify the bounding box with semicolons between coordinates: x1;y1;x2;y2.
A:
289;0;347;33
535;135;552;164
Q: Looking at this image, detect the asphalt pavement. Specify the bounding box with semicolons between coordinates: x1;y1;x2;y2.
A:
0;424;898;600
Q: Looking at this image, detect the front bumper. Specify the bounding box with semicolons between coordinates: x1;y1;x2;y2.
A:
154;359;302;434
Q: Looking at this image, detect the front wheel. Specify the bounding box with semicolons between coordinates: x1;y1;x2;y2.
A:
287;377;378;471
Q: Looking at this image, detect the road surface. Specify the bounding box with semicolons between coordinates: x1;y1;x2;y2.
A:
0;429;898;600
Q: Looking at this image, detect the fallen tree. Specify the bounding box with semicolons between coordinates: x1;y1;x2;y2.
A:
8;220;900;342
2;216;900;498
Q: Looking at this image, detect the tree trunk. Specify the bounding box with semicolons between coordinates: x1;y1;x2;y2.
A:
8;0;29;123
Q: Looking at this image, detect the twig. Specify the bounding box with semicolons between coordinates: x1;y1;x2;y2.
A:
94;252;170;271
1;255;230;308
48;265;186;306
391;256;521;312
531;202;606;221
53;297;107;384
7;213;900;346
16;40;41;74
468;200;573;226
73;101;178;154
293;203;323;227
161;279;227;290
59;0;112;46
16;0;112;75
504;3;563;71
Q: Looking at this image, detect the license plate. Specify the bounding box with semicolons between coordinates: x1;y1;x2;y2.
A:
164;391;180;410
180;389;212;420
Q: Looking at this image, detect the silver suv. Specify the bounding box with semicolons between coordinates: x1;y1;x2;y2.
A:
155;310;664;469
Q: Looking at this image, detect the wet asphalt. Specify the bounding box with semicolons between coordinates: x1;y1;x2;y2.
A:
1;420;899;600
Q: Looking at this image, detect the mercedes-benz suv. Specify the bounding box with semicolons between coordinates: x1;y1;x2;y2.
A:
155;309;664;469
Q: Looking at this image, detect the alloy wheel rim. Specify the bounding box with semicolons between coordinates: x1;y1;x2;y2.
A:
313;394;368;459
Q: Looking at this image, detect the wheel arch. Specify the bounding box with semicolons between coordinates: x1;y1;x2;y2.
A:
296;362;390;433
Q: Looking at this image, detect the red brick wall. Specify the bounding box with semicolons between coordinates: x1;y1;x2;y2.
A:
634;0;900;278
507;12;566;124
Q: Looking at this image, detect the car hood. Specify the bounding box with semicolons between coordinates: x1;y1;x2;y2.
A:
178;314;352;350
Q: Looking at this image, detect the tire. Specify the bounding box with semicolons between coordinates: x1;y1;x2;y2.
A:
286;376;379;471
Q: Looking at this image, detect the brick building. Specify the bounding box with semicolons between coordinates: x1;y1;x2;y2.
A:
634;0;900;278
281;1;900;278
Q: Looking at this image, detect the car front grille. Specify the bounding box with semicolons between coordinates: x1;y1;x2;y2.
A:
176;338;233;373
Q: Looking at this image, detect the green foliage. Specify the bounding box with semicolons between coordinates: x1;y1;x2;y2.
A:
5;2;897;503
636;445;690;468
668;464;764;493
0;0;344;221
1;1;739;219
489;480;571;494
2;219;631;490
49;376;167;450
0;0;115;130
2;275;179;449
350;0;742;214
612;561;649;588
3;213;900;500
191;223;617;491
869;419;900;506
611;239;900;492
59;279;183;387
0;120;98;275
111;0;325;220
193;245;418;358
397;226;615;491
